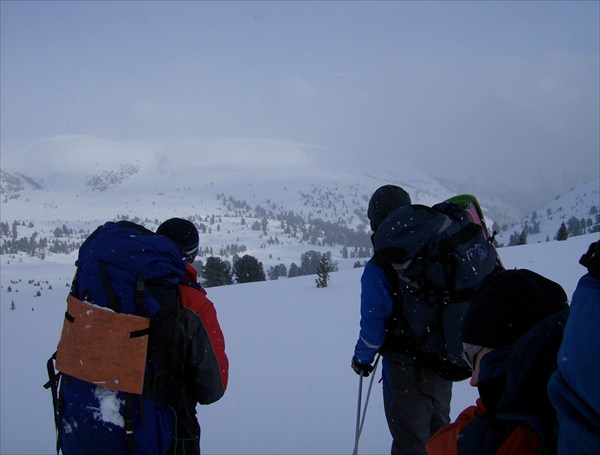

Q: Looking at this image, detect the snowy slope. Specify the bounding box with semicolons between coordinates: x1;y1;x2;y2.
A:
1;233;597;455
0;135;454;222
495;177;599;246
0;135;478;276
2;135;598;279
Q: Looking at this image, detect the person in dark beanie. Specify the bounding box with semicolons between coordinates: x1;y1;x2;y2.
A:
157;218;228;455
427;269;569;455
353;185;457;455
156;217;200;264
548;241;600;455
367;184;412;232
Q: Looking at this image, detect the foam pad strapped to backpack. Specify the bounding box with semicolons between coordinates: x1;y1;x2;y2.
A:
55;295;151;395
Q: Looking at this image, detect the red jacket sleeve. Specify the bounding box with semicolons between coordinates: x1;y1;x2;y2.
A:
426;399;486;455
426;398;540;455
179;267;229;404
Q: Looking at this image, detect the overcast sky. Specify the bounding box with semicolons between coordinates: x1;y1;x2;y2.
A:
1;1;598;199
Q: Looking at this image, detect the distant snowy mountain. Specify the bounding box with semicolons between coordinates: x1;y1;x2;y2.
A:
1;135;598;273
494;178;599;246
1;135;455;219
0;135;466;272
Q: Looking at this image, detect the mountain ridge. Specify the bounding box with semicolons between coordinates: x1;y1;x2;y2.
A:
1;135;598;275
0;135;520;220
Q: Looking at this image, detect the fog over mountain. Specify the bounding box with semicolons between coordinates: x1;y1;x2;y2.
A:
1;135;597;276
0;134;529;219
2;2;598;215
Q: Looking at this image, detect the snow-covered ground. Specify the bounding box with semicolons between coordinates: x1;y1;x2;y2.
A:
1;233;597;455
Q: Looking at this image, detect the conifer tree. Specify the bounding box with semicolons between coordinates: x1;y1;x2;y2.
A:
518;229;528;245
315;256;330;288
288;263;300;278
234;255;266;283
556;222;569;241
202;257;233;287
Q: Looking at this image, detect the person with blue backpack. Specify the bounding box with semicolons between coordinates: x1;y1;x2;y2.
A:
548;241;600;455
46;218;228;455
351;185;499;455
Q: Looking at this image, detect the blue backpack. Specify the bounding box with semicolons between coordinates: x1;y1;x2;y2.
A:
373;201;501;380
45;221;187;455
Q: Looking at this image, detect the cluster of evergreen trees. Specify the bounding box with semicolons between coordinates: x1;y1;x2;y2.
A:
505;206;599;246
199;254;266;287
85;163;139;192
507;214;599;246
199;250;339;288
217;193;372;249
554;216;597;241
0;221;83;257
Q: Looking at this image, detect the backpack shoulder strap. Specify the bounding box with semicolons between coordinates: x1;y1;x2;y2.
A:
43;352;62;455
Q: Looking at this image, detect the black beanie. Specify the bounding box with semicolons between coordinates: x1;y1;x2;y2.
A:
461;269;568;348
367;185;412;232
157;218;199;263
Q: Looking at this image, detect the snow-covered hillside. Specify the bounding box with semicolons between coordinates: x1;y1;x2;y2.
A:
0;135;454;221
494;178;599;246
1;136;598;278
1;232;597;455
0;136;485;276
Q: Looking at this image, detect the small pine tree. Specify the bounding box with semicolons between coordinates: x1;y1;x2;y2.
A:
556;222;568;241
267;266;279;281
342;246;348;259
288;263;301;278
10;300;16;310
315;256;330;288
518;229;528;245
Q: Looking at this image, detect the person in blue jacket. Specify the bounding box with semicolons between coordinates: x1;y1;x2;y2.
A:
548;240;600;455
351;185;453;455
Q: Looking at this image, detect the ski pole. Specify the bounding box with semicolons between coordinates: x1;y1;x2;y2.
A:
352;370;364;455
352;354;381;455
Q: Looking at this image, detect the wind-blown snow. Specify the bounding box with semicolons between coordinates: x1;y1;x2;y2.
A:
1;233;597;455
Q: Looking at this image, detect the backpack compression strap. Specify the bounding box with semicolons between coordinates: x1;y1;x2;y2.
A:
99;261;120;312
97;262;146;315
43;352;62;455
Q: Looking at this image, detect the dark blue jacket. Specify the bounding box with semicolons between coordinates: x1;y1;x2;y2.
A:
548;273;600;454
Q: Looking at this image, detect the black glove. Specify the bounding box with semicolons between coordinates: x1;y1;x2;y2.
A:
351;356;374;377
580;241;600;280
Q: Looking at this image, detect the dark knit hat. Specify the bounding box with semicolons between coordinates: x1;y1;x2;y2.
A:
461;269;568;348
367;185;412;232
157;218;199;263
